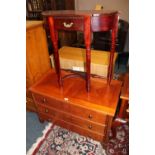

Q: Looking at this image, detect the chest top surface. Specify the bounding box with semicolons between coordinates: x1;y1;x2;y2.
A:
30;69;122;116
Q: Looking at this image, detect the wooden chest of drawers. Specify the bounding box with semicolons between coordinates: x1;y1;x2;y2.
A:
30;69;122;144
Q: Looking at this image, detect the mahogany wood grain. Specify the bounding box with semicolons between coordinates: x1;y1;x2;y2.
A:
43;10;119;91
84;16;91;91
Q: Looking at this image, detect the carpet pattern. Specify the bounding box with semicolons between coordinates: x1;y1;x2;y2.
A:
28;123;128;155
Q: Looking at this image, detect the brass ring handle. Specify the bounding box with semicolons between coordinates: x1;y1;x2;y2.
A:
63;22;73;28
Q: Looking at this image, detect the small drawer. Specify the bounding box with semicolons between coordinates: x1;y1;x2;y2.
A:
54;17;84;31
69;105;107;125
91;15;115;31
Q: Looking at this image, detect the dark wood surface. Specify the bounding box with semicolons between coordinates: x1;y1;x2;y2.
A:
43;10;119;92
42;10;118;16
30;68;122;143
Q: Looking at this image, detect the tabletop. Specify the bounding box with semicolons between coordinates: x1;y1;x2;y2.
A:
42;10;119;17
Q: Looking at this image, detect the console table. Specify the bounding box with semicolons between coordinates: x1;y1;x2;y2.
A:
42;10;119;92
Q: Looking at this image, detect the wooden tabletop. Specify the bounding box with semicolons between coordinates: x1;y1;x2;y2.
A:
30;69;122;116
42;10;118;17
120;73;129;100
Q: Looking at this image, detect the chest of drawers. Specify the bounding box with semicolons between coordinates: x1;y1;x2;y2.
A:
30;69;122;144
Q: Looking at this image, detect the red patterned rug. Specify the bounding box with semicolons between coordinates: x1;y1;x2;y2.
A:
27;123;128;155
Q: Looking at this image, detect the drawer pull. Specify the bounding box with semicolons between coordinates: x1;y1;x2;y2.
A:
88;114;93;119
45;109;49;113
63;22;73;28
88;125;92;129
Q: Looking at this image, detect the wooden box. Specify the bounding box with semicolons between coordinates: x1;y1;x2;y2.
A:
50;46;117;77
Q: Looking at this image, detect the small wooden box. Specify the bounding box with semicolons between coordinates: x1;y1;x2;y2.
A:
50;46;117;77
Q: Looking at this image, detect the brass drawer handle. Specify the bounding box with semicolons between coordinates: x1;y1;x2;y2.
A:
63;22;73;28
88;125;92;129
88;114;93;119
45;109;49;113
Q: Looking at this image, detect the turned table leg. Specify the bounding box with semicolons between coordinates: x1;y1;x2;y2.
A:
84;16;91;92
48;17;62;87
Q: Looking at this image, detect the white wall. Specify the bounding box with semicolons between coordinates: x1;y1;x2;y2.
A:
75;0;129;22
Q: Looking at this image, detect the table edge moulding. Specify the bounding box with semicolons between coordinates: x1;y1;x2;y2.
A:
42;10;119;92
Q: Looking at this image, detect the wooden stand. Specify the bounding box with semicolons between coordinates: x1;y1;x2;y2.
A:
42;10;119;92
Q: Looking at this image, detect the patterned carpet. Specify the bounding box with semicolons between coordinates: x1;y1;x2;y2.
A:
27;123;128;155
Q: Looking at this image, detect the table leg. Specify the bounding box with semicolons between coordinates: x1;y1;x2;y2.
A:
107;29;116;85
84;16;91;92
48;17;62;87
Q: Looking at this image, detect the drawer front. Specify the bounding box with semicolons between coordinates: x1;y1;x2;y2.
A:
39;113;105;142
91;15;116;32
54;17;84;31
33;93;107;124
37;104;106;134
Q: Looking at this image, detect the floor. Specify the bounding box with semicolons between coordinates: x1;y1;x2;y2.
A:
26;112;48;151
26;54;129;152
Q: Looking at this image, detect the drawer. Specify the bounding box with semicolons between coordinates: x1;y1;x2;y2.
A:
91;15;116;32
33;93;107;124
53;16;84;31
37;104;106;134
39;113;105;142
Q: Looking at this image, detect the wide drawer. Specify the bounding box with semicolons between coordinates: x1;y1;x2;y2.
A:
39;113;105;142
53;16;84;31
37;104;106;134
33;93;107;124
